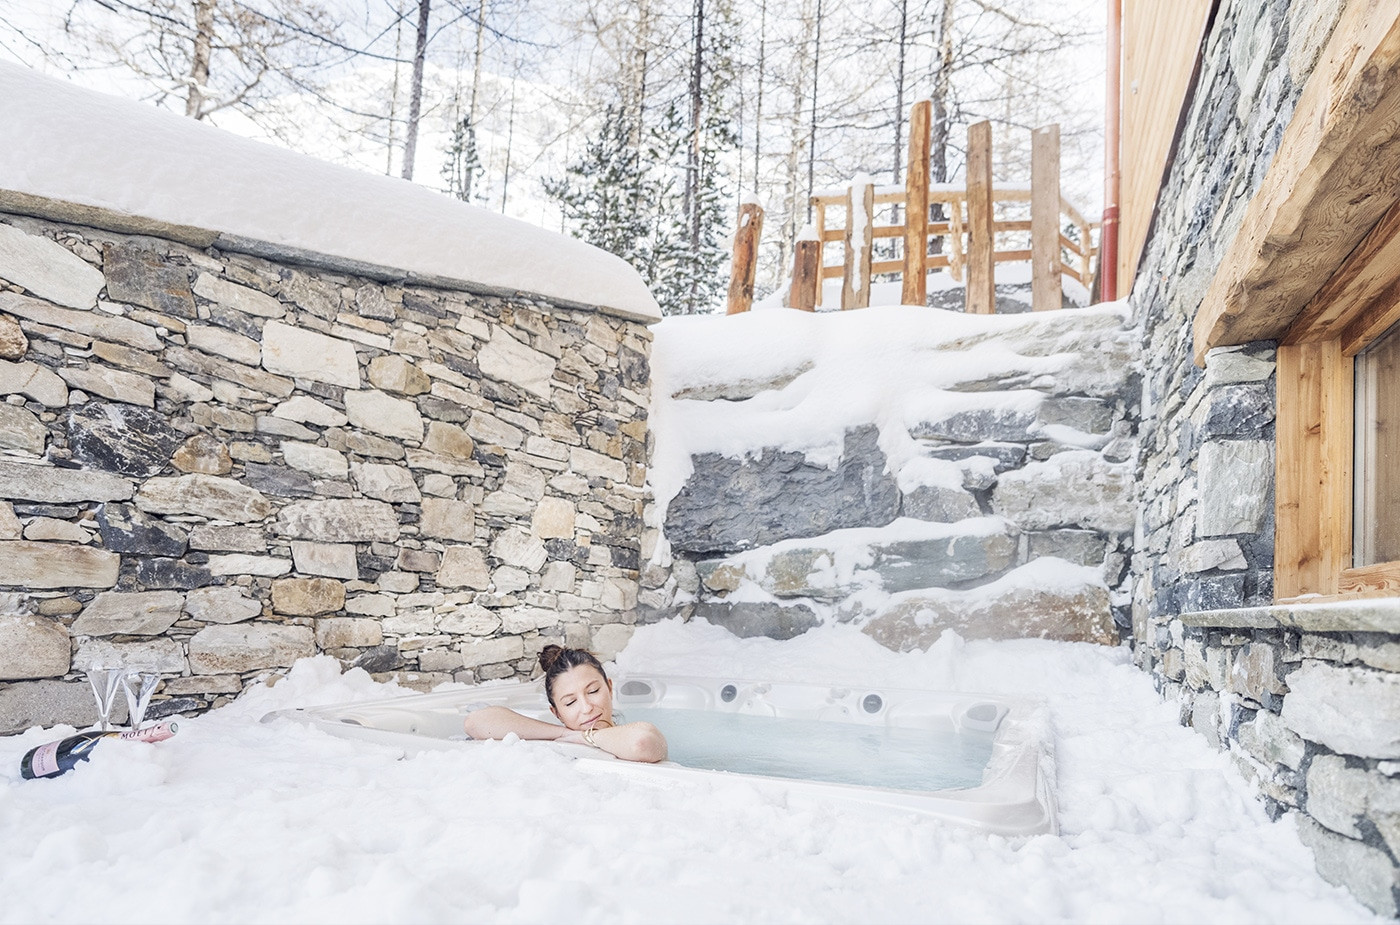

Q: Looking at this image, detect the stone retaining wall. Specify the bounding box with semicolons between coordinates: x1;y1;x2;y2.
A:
645;309;1140;649
0;209;651;734
1129;0;1400;914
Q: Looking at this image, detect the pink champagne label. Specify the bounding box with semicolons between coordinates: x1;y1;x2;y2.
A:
117;722;178;744
31;741;60;777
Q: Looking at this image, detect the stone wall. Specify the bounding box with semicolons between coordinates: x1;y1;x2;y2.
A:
1129;0;1400;914
646;309;1139;650
0;209;652;734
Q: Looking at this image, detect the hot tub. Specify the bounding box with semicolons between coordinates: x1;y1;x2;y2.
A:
262;675;1057;836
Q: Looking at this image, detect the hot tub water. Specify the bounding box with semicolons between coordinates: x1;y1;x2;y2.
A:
623;707;994;791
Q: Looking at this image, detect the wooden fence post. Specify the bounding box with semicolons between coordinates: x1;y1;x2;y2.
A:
965;121;995;314
903;100;932;306
841;177;875;310
1031;124;1062;311
813;200;827;308
790;225;820;311
726;199;764;314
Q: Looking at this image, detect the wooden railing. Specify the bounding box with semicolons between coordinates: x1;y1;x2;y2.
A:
726;107;1100;315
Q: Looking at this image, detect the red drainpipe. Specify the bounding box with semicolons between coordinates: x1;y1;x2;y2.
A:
1101;0;1122;303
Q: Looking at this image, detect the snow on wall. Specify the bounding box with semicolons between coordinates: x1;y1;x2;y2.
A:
0;62;660;323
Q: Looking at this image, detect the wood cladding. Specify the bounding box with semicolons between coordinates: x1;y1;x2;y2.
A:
1118;0;1212;300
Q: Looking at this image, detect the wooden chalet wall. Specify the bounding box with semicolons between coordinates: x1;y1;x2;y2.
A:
1117;0;1214;300
1128;1;1400;915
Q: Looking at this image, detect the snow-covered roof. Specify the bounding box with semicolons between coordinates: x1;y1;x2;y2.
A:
0;63;661;322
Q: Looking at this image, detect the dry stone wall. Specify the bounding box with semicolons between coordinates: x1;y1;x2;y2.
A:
0;210;651;734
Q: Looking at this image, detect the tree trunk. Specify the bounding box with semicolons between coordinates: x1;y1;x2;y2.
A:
686;0;705;313
929;0;955;255
502;70;518;212
401;0;432;181
753;0;766;189
930;0;954;185
806;0;824;215
186;0;216;119
386;0;406;175
892;0;908;184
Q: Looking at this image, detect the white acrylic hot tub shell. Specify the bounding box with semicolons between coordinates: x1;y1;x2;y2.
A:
262;675;1058;837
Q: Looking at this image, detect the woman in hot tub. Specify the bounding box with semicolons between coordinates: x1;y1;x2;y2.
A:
462;645;668;763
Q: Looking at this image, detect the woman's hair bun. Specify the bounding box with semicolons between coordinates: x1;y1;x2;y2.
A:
538;644;565;672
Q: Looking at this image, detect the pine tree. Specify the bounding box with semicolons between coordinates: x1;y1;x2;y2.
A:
441;109;483;203
654;0;738;316
544;102;672;285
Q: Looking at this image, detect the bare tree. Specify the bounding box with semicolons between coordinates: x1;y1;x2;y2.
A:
54;0;346;122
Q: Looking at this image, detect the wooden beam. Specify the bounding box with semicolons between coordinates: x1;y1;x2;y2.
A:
1284;196;1400;349
842;179;875;310
1193;4;1400;364
1031;124;1062;311
1274;340;1352;600
966;120;995;314
725;200;764;315
903;100;932;306
790;234;820;311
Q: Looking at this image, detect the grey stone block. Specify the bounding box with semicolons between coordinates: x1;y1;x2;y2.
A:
911;405;1039;444
921;442;1026;472
901;484;981;523
0;679;127;735
665;425;899;555
1037;396;1115;435
692;601;820;640
97;502;188;557
1197;440;1272;536
1195;383;1274;441
1027;530;1107;567
1282;662;1400;759
1294;814;1399;918
873;528;1018;592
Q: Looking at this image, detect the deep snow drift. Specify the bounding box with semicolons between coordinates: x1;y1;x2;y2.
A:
0;621;1375;924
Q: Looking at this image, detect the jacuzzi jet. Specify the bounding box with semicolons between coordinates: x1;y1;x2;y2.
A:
720;684;738;703
861;693;884;714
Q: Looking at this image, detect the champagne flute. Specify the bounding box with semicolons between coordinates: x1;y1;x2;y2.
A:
121;670;161;730
86;667;125;732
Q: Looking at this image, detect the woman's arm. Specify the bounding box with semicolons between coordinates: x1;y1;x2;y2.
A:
578;721;668;763
462;705;570;741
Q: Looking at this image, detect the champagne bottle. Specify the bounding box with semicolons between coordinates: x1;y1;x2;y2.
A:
20;722;179;780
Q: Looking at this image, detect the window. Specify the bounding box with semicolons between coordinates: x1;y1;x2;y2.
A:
1354;320;1400;568
1275;210;1400;602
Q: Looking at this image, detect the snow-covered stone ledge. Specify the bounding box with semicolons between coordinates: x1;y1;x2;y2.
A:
641;304;1138;648
0;65;658;734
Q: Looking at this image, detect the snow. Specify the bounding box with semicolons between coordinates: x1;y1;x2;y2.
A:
0;62;660;322
0;620;1374;923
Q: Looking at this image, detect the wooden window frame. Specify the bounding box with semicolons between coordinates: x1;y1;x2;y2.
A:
1275;205;1400;602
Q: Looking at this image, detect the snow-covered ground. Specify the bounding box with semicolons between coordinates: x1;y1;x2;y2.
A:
0;621;1375;924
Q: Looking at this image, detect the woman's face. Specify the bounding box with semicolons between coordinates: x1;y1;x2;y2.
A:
549;665;614;731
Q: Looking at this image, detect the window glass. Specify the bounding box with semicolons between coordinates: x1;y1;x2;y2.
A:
1354;319;1400;566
